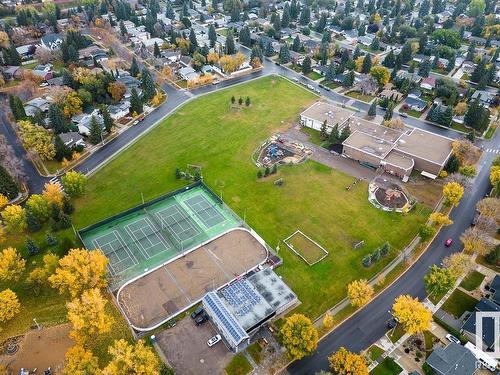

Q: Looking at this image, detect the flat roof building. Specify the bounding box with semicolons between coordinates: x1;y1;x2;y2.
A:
300;102;355;132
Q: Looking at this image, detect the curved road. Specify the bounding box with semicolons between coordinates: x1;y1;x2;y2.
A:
285;129;499;374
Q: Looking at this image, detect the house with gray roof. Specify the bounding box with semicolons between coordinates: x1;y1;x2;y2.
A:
426;343;477;375
461;298;500;351
41;33;64;50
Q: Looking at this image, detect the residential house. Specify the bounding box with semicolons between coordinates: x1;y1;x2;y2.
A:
162;50;181;63
404;95;427;112
461;298;500;351
420;76;436;91
16;44;34;59
358;35;374;47
40;33;64;50
178;66;199;81
24;97;51;117
471;90;495;107
72;110;104;136
32;64;53;80
2;66;22;80
379;88;404;102
107;101;130;120
425;343;477;375
58;132;86;148
488;275;500;305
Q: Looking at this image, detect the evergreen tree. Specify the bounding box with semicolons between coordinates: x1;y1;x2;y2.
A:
339;125;351;142
281;4;290;28
384;102;394;120
299;6;310;25
353;45;362;60
316;13;327;32
264;41;274;57
471;58;487;83
130;88;143;114
88;115;102;144
290;0;299;19
165;3;175;19
361;55;372;73
292;35;301;52
8;95;26;121
272;13;281;32
464;97;490;132
250;45;263;62
119;20;127;36
54;135;72;162
302;56;312;73
445;154;460;173
67;45;79;63
153;42;161;57
440;106;453;127
129;57;139;77
328;123;340;144
368;100;377;116
208;25;217;48
446;55;455;72
26;209;41;232
399;42;412;63
325;61;336;81
279;44;291;64
466;42;476;61
141;68;156;101
419;0;430;16
225;30;235;55
101;106;114;133
322;31;331;44
26;239;40;256
370;37;380;51
343;71;355;87
418;59;431;77
48;104;67;134
239;26;251;47
320;120;328;140
383;50;395;68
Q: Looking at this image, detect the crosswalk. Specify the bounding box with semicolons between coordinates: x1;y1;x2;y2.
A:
486;148;500;154
49;176;64;192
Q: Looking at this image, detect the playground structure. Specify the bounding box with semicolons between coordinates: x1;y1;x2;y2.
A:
254;134;312;168
368;176;416;212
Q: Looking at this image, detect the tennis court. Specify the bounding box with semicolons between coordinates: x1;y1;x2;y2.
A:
79;183;243;290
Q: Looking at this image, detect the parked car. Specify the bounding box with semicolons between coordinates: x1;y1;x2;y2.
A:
446;334;460;344
195;313;209;326
207;334;221;347
39;82;49;87
292;77;299;82
133;120;139;125
399;112;408;118
386;317;397;329
191;306;204;319
444;238;453;247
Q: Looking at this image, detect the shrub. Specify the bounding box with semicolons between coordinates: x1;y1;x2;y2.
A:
257;170;263;178
372;249;381;262
271;164;278;174
419;225;436;241
26;239;40;256
264;167;270;176
175;168;181;179
362;255;372;267
380;243;390;256
46;232;58;247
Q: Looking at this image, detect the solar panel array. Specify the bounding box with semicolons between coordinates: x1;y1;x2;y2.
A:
203;292;248;346
221;280;262;317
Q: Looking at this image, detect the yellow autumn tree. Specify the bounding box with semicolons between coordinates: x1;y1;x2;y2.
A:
443;253;473;278
428;212;453;227
61;171;87;197
392;295;432;335
28;252;59;287
63;345;101;375
49;248;108;297
443;182;464;207
63;91;83;118
26;194;51;222
347;279;374;307
207;51;219;64
0;31;9;49
0;289;20;322
453;102;467;115
17;120;55;160
150;92;164;106
42;182;65;207
0;194;8;210
328;347;368;375
280;313;318;360
476;197;500;220
1;204;27;233
323;311;334;329
102;339;159;375
460;227;494;255
107;81;127;102
0;247;25;282
67;288;113;345
490;165;500;195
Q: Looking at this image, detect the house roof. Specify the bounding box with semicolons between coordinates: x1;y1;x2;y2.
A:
396;128;453;166
421;76;436;87
461;298;500;348
426;343;477;375
300;102;355;128
405;96;427;108
41;33;63;46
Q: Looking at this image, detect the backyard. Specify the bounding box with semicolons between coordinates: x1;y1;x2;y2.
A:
441;289;479;318
73;76;430;319
346;90;375;103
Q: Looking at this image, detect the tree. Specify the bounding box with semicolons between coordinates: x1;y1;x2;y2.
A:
299;6;310;25
280;314;318;360
347;279;374;307
443;253;473;278
476;198;500;220
460;227;494;255
279;44;291;64
88;115;102;145
424;265;455;296
328;347;368;375
208;25;217;48
49;248;108;298
454;102;467;116
392;295;432;335
0;247;25;282
464;97;490;133
323;312;334;329
368;101;377;117
9;95;26;121
225;30;235;55
429;212;453;227
141;68;156;102
399;42;413;64
129;57;139;77
370;66;390;86
101;107;114;134
54;135;72;162
63;346;100;375
383;118;405;130
0;195;7;211
42;182;64;208
340;125;351;142
384;102;395;121
130;88;143;115
0;289;20;323
107;81;127;102
432;29;461;49
302;56;312;74
103;339;159;375
468;0;485;17
0;165;19;200
329;124;340;145
1;204;26;233
17;120;55;161
443;182;464;207
27;252;59;288
61;171;87;197
239;26;251;47
383;50;395;68
292;35;301;52
418;59;431;78
67;288;113;345
63;92;83;119
49;104;68;134
490;166;500;196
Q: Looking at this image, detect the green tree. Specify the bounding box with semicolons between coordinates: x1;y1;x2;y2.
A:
302;56;312;74
208;25;217;48
279;44;291;64
292;35;301;52
368;100;377;116
130;88;143;114
225;30;235;55
88;116;102;145
153;42;161;57
48;104;67;134
61;171;87;197
424;265;455;296
141;68;156;102
129;57;139;77
119;20;127;36
101;106;114;134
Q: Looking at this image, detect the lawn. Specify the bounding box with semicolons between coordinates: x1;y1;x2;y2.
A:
401;109;422;118
370;357;402;375
225;353;253;375
323;81;340;90
305;71;323;80
346;90;375;102
459;270;485;291
388;324;406;343
368;345;385;361
73;76;430;319
246;341;263;365
300;126;326;146
423;331;438;358
450;121;471;134
285;230;327;264
441;289;479;318
485;125;497;140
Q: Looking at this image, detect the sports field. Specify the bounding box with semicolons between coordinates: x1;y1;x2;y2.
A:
74;76;430;318
284;230;328;265
79;183;242;289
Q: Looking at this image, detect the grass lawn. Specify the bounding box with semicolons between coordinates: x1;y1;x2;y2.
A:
246;341;263;365
285;230;327;264
217;28;228;36
450;121;471;134
300;126;325;146
476;255;500;273
388;324;406;343
73;76;430;319
441;289;478;318
459;270;485;291
305;71;322;80
225;353;253;375
370;357;402;375
402;109;423;118
424;331;438;358
428;288;448;305
485;125;497;140
346;90;375;103
323;81;340;90
368;345;385;361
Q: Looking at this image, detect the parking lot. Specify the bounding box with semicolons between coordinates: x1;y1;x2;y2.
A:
155;315;232;375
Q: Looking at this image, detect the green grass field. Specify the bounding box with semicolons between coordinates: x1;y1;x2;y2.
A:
368;345;385;361
73;76;429;318
441;289;479;318
225;353;253;375
346;90;375;102
370;357;402;375
459;270;485;291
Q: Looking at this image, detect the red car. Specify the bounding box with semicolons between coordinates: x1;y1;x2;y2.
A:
444;238;453;247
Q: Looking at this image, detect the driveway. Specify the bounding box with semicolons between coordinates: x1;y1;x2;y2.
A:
155;316;232;375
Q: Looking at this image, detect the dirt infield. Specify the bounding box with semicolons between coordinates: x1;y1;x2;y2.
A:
117;228;268;330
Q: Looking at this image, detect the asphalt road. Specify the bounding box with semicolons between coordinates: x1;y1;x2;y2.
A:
285;129;500;374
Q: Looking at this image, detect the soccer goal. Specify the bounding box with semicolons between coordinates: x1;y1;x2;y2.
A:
283;230;329;266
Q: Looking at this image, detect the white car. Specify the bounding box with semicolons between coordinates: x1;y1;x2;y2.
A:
292;77;299;82
207;334;221;347
446;334;460;344
39;82;49;87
